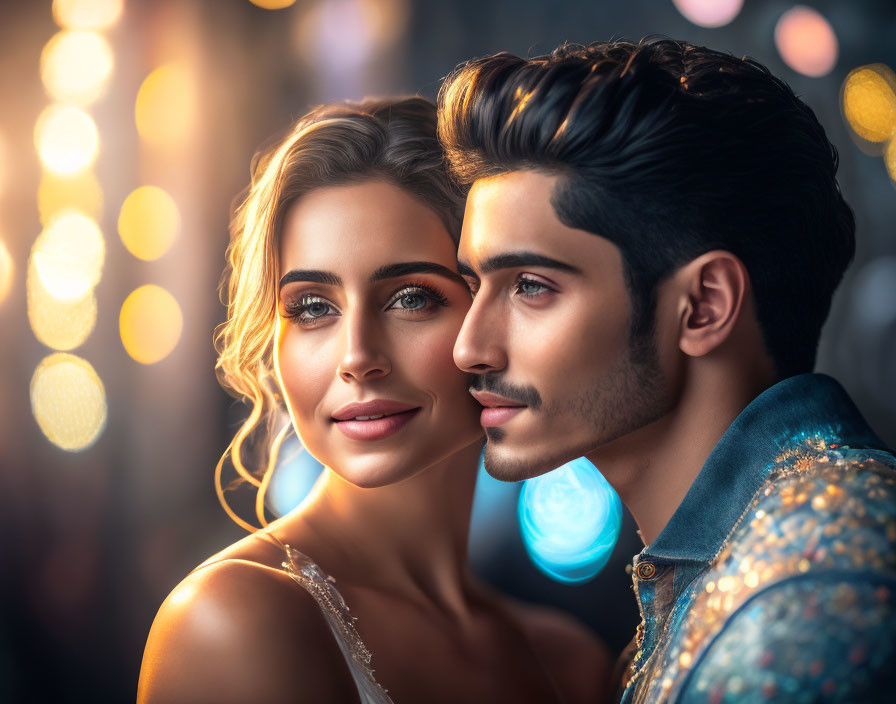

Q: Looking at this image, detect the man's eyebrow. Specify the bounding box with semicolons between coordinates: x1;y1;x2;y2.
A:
462;251;582;276
369;261;466;286
457;261;477;280
279;270;342;289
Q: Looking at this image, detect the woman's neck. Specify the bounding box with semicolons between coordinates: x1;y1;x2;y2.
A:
272;437;484;615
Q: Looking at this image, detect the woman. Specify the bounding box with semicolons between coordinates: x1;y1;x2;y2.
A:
137;97;611;704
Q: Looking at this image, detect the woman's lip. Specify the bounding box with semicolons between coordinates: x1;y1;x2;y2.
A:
334;408;421;441
332;399;417;421
480;406;525;427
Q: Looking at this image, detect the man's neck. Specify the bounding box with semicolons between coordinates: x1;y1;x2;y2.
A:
587;364;774;547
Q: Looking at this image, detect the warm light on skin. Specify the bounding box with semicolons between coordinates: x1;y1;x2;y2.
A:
35;105;99;176
32;211;105;301
27;255;97;351
38;170;103;225
53;0;123;29
774;5;838;78
275;180;483;488
135;64;198;148
118;186;180;260
40;29;114;106
672;0;743;28
842;65;896;144
0;129;6;196
30;352;107;451
0;239;13;306
455;170;670;482
119;285;183;364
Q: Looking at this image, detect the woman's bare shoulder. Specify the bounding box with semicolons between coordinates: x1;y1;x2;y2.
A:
504;597;614;704
137;553;358;704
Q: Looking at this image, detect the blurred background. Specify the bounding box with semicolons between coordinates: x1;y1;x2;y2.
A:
0;0;894;701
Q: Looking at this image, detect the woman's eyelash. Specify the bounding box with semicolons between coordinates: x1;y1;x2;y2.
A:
283;295;334;322
390;281;449;307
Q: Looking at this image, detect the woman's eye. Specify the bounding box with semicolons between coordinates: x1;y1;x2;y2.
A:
285;296;338;325
515;278;549;297
393;292;428;310
387;285;448;313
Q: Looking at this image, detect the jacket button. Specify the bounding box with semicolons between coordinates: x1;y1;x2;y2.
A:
636;561;657;580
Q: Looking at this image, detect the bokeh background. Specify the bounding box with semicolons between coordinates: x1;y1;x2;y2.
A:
1;0;894;701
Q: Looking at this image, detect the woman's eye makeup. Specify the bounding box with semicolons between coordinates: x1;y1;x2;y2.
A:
386;282;449;313
283;295;339;326
282;281;449;327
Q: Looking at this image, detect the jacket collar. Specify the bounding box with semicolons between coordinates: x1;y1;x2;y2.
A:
641;373;887;564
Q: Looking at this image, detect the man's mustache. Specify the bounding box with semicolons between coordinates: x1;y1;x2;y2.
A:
468;372;543;411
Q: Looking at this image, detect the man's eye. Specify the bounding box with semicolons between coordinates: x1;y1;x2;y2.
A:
515;278;549;297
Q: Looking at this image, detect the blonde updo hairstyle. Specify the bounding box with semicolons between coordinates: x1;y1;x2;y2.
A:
215;97;465;531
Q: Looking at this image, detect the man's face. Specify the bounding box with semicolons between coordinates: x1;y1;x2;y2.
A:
455;170;671;481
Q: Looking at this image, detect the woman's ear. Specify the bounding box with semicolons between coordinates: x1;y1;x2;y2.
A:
673;250;749;359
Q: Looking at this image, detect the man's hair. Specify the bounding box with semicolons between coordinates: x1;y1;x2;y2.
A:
437;37;855;379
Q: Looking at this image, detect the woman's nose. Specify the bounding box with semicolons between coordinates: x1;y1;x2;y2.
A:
336;314;391;383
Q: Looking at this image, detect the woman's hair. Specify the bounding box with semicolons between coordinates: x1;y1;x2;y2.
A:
215;96;465;531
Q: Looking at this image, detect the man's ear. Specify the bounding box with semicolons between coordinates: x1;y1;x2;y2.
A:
673;250;749;359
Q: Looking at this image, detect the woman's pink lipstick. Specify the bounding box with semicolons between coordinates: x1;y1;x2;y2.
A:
332;400;421;441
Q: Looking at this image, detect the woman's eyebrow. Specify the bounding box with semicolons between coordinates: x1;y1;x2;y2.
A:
279;270;342;289
369;261;467;286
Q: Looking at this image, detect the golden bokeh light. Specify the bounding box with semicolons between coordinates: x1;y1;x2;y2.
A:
249;0;297;7
53;0;124;29
31;353;107;452
885;139;896;182
38;170;103;225
135;64;198;148
32;211;105;301
774;5;838;78
0;239;13;306
118;186;180;261
27;256;97;351
842;65;896;144
35;104;99;176
120;285;183;364
41;29;114;105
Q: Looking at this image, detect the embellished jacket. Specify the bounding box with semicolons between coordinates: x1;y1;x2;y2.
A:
620;374;896;703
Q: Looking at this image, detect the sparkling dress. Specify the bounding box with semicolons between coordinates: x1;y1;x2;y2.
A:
279;544;395;704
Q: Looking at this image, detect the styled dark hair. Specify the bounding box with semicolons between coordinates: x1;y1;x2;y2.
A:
216;96;464;531
438;37;855;379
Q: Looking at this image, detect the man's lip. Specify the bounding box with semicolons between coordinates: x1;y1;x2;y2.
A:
469;390;527;408
331;400;420;421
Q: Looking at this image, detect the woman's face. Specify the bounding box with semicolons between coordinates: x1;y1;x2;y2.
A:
275;179;483;487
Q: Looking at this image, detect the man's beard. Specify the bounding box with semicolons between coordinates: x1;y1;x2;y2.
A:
480;327;672;481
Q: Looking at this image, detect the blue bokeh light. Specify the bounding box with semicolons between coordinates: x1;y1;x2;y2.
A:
518;457;622;584
266;434;325;518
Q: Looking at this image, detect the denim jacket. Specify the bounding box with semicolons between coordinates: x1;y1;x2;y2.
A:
620;374;896;703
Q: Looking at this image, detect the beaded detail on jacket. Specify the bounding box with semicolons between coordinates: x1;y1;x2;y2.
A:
623;440;896;703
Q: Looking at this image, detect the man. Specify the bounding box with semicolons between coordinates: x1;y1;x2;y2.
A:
438;38;896;701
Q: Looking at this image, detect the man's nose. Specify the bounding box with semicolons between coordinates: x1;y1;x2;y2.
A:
453;293;507;374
